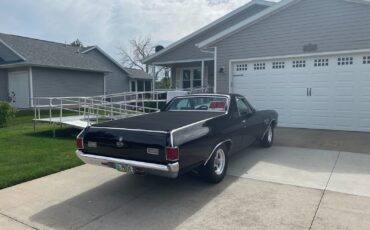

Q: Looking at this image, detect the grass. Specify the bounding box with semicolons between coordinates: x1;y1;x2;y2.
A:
0;110;83;189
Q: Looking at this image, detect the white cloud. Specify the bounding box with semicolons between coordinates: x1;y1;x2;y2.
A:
0;0;257;59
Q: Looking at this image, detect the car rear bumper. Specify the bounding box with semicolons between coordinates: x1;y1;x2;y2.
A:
76;150;179;178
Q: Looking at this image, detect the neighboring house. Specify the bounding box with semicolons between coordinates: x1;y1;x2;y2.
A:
143;0;370;132
0;33;152;108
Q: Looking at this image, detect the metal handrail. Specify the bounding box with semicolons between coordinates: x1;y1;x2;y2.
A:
31;87;213;128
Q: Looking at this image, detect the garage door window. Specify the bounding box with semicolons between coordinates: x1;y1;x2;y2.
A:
338;57;353;66
314;59;328;67
363;56;370;64
236;64;247;72
293;60;306;68
272;62;285;69
254;63;265;70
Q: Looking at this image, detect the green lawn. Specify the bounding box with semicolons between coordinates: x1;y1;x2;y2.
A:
0;110;83;189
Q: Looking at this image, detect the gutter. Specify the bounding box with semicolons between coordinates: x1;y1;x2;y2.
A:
0;63;111;73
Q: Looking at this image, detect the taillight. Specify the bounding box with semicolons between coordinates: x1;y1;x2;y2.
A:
76;138;84;150
166;147;179;161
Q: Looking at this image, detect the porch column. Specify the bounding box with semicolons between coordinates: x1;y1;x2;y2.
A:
201;60;205;88
214;47;217;93
152;65;156;91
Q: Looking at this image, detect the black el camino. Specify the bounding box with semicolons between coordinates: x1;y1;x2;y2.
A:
76;94;278;183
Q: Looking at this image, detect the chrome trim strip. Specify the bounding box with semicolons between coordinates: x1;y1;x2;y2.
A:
76;150;179;178
204;139;232;166
90;126;169;134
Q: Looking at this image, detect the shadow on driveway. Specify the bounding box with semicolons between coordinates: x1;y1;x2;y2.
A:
27;145;370;229
29;173;238;230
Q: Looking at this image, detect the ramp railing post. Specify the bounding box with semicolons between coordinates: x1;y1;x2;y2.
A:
78;98;81;116
141;92;144;113
136;92;138;112
38;98;41;119
49;98;52;123
60;99;63;128
83;98;87;120
156;92;159;110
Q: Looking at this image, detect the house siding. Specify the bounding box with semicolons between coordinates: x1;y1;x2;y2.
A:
84;49;130;94
151;4;269;63
0;69;8;100
32;67;104;97
215;0;370;93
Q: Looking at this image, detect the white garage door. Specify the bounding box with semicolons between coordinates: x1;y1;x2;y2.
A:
231;53;370;132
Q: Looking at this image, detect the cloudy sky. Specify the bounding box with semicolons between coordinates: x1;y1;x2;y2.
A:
0;0;257;60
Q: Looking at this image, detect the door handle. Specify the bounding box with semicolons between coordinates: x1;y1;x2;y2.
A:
307;88;312;97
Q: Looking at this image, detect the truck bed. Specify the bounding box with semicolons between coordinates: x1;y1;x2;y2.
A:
93;111;225;131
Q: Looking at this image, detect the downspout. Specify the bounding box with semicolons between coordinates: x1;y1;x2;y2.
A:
29;67;34;107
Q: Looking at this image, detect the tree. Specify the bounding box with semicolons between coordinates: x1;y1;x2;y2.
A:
118;36;168;86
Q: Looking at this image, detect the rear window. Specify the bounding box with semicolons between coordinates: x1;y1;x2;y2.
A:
167;96;228;112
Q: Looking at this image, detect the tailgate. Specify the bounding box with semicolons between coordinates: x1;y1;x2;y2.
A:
81;127;169;164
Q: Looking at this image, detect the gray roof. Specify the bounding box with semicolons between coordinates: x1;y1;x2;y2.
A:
0;33;110;72
81;46;152;80
123;67;152;80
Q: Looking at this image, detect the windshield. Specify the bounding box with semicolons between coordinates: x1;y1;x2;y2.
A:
166;96;228;112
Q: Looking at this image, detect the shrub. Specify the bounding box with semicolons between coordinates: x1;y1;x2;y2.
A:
0;102;16;127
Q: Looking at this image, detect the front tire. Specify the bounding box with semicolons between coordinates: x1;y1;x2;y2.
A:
261;125;274;148
200;145;228;183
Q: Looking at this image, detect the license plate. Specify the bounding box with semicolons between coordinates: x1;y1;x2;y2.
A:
115;163;134;174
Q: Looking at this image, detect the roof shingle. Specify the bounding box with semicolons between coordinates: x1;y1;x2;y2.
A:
0;33;110;72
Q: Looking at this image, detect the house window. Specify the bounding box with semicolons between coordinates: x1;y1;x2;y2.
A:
145;80;152;91
337;57;353;66
254;63;265;70
363;56;370;64
182;70;191;89
181;68;202;89
314;59;329;67
193;69;202;88
293;60;306;68
131;81;136;92
272;61;285;69
236;64;247;72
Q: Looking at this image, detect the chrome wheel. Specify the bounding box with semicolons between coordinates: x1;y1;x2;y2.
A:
213;148;225;175
267;126;273;143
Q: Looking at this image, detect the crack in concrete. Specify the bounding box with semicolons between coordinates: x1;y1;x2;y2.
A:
0;212;39;230
309;151;341;230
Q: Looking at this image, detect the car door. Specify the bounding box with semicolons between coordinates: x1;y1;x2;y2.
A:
236;97;259;149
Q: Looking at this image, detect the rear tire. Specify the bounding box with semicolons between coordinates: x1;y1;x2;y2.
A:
200;145;228;183
261;125;274;148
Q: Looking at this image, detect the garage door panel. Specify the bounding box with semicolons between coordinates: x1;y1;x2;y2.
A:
231;53;370;132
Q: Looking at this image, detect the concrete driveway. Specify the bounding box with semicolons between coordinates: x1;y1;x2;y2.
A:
1;146;370;230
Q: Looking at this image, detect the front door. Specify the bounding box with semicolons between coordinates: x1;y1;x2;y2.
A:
8;71;30;108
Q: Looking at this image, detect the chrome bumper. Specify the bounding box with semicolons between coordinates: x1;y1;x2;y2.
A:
76;150;179;178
